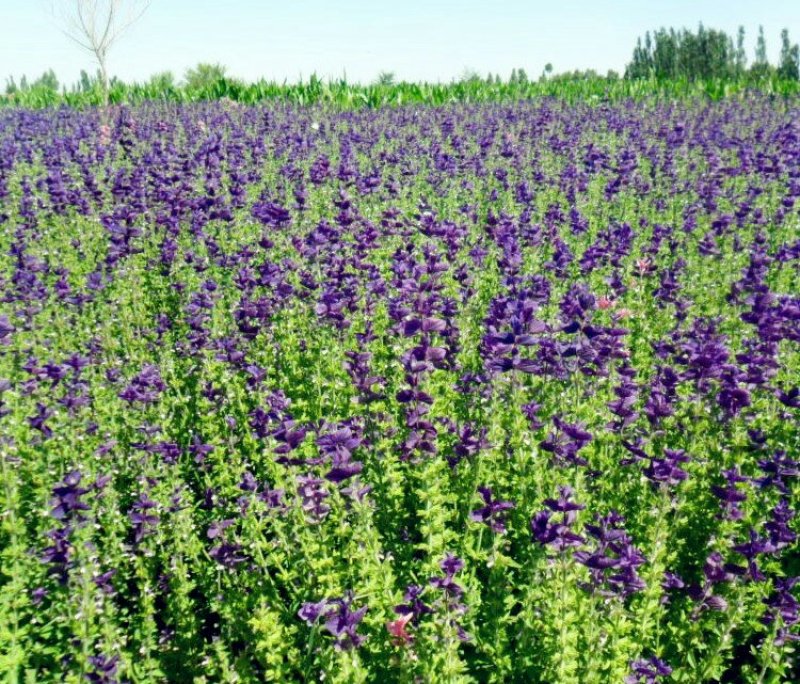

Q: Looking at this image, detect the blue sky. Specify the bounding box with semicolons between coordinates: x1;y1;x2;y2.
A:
1;1;798;86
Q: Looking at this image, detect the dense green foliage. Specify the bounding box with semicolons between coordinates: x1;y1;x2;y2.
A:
2;71;800;110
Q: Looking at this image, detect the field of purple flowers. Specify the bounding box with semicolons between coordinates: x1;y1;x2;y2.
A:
0;97;799;683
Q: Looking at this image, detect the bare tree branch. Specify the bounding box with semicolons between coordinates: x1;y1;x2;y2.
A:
97;0;116;55
59;28;95;53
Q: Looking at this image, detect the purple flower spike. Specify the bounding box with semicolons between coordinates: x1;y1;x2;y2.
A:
299;592;367;650
625;656;672;683
532;486;586;553
470;486;515;533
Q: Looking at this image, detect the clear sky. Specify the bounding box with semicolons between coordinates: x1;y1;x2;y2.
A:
1;1;798;87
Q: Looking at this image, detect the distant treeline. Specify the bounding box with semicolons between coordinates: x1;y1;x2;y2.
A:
3;25;799;109
626;25;799;81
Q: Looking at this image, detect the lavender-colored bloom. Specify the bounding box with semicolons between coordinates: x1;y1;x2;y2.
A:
440;553;464;577
429;571;465;600
325;453;363;484
344;349;385;401
252;200;291;227
239;470;258;492
661;571;685;605
429;553;467;601
323;597;368;650
152;441;181;465
703;551;745;585
340;479;372;502
716;376;751;417
30;585;49;606
317;426;362;458
207;518;236;539
449;423;490;467
188;436;214;464
521;400;544;430
93;569;117;596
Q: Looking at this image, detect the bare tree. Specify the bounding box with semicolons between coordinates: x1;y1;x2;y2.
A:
51;0;150;105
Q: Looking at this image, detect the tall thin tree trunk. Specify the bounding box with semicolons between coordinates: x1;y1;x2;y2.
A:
99;58;109;107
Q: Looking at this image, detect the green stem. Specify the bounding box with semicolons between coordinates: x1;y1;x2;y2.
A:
755;622;780;684
556;556;576;684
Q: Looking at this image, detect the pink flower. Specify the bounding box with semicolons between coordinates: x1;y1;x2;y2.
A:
386;613;413;646
597;296;615;310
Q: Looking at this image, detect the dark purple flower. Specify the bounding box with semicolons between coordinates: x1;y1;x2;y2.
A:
86;654;120;684
732;529;776;582
28;402;54;439
430;553;466;601
576;512;646;597
711;468;749;520
41;526;72;583
539;417;593;467
299;592;367;650
766;499;797;550
625;656;672;683
298;599;329;624
394;584;433;624
532;486;585;553
50;470;90;521
128;494;159;544
31;587;49;605
209;542;248;568
762;577;800;644
0;315;14;345
118;364;166;405
643;449;690;489
776;386;799;409
297;475;330;521
756;451;799;493
470;486;515;534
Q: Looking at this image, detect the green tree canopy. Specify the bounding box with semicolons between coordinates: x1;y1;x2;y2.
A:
184;63;228;90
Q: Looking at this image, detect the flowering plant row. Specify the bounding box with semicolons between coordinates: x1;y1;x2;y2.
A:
0;98;798;682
